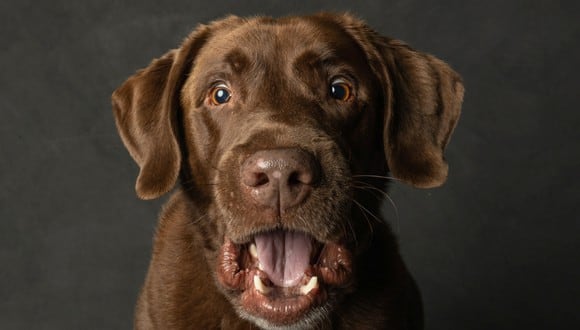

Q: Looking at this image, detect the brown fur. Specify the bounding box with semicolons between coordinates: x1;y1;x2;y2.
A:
113;13;463;330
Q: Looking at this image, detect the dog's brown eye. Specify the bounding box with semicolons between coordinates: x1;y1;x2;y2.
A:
330;79;352;101
209;84;231;105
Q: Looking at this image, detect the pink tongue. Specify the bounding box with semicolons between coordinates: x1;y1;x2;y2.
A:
254;230;312;287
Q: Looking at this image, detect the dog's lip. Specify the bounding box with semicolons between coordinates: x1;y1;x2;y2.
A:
240;268;327;325
216;232;353;325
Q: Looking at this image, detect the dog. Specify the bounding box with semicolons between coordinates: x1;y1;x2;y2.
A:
112;13;463;330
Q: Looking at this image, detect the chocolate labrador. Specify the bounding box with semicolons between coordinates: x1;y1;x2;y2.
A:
112;13;463;330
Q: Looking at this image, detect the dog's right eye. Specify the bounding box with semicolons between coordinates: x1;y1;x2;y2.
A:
329;78;352;101
209;84;231;105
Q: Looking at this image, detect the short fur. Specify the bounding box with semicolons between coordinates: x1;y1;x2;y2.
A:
113;13;463;330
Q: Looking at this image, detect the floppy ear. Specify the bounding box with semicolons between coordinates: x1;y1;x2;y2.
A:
112;25;212;199
330;14;464;188
379;39;464;188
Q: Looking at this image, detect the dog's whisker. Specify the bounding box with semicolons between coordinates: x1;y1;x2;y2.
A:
352;183;383;201
352;181;401;234
180;178;218;189
352;174;401;182
345;219;358;249
351;199;382;225
183;182;218;187
353;182;400;217
181;175;216;185
191;213;208;224
208;163;225;173
351;199;375;245
315;242;328;266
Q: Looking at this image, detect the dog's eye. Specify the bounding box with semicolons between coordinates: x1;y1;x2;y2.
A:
209;84;231;105
330;79;352;101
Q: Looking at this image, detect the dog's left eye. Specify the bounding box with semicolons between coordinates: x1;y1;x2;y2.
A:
330;78;352;101
209;84;231;105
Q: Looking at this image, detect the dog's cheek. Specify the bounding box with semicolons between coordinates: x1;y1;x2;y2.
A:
347;100;386;175
308;140;353;238
180;108;234;250
212;149;253;239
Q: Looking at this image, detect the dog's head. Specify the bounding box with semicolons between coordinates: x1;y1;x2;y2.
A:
113;13;463;329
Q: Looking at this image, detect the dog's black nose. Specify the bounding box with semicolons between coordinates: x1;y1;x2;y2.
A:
241;148;319;213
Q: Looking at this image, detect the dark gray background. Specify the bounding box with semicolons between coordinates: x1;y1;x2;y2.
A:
1;0;578;329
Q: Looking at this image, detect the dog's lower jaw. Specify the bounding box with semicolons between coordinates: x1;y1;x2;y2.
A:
237;301;335;330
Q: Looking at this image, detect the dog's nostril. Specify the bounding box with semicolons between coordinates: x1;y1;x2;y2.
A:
288;171;313;186
288;171;301;186
255;173;269;186
242;172;270;187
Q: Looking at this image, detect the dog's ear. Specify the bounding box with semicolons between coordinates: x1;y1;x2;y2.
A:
112;25;213;199
378;40;464;188
330;14;464;188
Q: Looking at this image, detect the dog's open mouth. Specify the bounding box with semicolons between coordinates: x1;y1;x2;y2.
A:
216;229;353;325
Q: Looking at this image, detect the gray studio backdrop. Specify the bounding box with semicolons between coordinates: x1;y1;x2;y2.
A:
1;0;578;329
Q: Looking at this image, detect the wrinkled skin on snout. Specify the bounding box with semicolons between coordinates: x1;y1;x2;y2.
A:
112;13;463;330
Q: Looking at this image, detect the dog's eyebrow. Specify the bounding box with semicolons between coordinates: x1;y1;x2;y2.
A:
292;49;331;79
293;48;356;83
224;48;250;74
294;48;338;67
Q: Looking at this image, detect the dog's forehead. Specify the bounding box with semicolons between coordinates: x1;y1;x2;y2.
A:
195;17;364;72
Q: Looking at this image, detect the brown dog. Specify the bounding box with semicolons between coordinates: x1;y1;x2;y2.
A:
112;13;463;329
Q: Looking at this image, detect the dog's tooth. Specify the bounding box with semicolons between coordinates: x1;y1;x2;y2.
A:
300;276;318;295
249;243;258;259
258;262;264;270
254;275;271;295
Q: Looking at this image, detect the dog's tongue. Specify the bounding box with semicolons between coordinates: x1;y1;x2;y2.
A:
254;230;312;287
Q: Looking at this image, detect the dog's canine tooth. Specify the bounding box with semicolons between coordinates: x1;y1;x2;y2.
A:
300;276;318;295
254;275;271;294
249;243;258;259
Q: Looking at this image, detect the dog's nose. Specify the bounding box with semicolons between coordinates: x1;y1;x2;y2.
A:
241;148;319;213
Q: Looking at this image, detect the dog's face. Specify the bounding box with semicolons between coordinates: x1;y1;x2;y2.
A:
113;13;463;329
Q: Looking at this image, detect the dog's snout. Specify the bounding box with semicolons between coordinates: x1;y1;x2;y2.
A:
241;149;318;213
